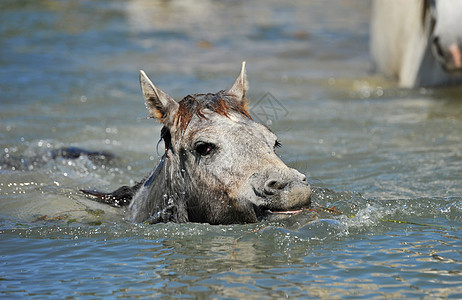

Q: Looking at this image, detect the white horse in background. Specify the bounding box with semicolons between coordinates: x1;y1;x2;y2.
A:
371;0;462;88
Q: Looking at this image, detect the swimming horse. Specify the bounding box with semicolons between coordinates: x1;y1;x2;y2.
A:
82;62;312;224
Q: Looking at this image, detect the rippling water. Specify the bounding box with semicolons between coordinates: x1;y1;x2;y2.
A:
1;0;461;298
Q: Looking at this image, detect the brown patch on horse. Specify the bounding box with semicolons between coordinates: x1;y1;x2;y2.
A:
175;91;252;134
146;96;166;122
175;95;206;134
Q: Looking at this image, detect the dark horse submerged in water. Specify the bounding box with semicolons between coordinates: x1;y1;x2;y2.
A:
82;62;311;225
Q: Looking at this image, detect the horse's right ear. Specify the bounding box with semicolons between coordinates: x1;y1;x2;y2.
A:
140;70;179;126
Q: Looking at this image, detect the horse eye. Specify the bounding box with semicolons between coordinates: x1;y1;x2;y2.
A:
195;142;216;156
274;140;282;149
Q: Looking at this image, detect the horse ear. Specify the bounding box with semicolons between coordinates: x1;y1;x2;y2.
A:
227;61;248;102
140;70;179;125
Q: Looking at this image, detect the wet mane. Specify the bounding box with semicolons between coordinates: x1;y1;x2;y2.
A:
175;90;252;133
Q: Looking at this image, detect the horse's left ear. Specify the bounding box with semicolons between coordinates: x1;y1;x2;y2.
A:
140;70;179;126
227;61;248;103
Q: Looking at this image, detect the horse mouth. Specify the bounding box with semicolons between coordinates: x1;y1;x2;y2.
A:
253;204;307;221
267;209;304;215
251;185;311;220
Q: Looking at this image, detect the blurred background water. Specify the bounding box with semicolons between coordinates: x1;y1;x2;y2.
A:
1;0;461;298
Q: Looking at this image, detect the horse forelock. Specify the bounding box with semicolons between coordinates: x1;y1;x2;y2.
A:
174;91;252;134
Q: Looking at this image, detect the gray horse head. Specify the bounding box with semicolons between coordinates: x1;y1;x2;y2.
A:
130;62;311;224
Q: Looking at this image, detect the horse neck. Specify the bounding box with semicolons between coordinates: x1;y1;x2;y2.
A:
159;151;188;199
128;152;189;223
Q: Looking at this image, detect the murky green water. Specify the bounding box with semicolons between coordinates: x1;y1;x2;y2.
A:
1;0;461;298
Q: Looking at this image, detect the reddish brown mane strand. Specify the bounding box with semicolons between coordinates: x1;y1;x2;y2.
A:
235;100;252;120
175;91;252;134
212;97;231;118
176;95;205;134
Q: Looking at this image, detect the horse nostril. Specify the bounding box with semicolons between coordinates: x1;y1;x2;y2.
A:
264;179;287;195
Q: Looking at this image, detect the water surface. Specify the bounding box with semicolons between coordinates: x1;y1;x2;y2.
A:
1;0;461;298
